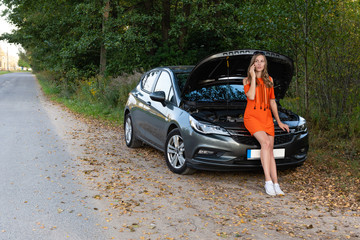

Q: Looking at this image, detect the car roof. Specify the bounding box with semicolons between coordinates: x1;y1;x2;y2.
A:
165;66;194;73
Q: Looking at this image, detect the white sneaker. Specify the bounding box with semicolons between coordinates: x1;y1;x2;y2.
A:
274;183;285;195
264;181;276;196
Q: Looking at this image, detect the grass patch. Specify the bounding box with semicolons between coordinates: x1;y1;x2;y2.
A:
310;129;360;180
0;71;12;75
0;70;32;75
58;98;124;123
36;71;140;125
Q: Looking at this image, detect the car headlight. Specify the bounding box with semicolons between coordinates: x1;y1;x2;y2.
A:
189;116;230;136
296;123;308;133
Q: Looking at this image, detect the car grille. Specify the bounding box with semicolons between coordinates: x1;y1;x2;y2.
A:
227;127;294;146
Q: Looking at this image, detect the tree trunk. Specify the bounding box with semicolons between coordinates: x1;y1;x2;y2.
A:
303;0;309;113
100;0;110;76
179;2;190;50
144;0;156;55
161;0;171;42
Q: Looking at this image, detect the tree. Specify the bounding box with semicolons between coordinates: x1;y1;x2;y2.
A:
1;0;358;137
17;49;31;69
100;0;110;75
1;0;104;79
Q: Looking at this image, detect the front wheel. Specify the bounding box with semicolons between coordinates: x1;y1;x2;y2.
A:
124;113;142;148
165;129;195;175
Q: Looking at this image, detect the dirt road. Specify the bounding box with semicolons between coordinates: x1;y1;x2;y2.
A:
41;85;359;240
0;73;119;239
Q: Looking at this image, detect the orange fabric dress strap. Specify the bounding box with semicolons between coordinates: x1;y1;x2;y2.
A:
253;78;274;110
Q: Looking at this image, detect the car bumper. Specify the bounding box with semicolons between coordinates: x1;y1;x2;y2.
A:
183;130;309;171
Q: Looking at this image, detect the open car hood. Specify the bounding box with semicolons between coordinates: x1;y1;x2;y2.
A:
182;49;294;99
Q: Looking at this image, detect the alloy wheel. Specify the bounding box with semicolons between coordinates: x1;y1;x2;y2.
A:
166;134;185;169
125;116;132;145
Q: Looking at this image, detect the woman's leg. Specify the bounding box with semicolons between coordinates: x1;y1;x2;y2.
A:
268;135;278;183
253;131;273;181
268;135;285;195
253;131;277;195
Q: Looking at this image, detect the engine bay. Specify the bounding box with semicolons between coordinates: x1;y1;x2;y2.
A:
187;105;298;126
190;109;245;123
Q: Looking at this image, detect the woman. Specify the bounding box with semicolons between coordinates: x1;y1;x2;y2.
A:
243;51;289;196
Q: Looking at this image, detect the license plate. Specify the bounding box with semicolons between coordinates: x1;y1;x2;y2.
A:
247;149;285;160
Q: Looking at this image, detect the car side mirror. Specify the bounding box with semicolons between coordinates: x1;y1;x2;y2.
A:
150;91;166;105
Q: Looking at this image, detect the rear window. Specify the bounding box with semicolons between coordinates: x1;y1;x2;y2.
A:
184;84;247;102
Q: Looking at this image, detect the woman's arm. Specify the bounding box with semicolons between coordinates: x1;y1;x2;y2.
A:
244;64;256;100
270;99;289;132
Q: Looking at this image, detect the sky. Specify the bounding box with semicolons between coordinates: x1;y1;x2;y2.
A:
0;4;21;57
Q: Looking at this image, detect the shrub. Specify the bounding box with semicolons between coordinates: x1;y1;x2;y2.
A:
37;71;143;123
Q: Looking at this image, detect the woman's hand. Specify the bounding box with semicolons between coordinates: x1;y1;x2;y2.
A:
278;121;290;132
249;64;256;79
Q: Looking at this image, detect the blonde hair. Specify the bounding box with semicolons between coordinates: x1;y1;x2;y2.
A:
246;53;273;88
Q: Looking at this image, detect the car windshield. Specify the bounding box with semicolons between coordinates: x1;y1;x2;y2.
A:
174;72;189;92
184;84;247;102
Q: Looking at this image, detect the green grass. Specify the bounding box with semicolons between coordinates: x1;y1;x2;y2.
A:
0;71;12;75
310;129;360;178
37;73;61;95
1;70;33;75
36;73;134;125
60;98;124;123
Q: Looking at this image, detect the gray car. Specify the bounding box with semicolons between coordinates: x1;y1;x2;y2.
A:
124;49;309;174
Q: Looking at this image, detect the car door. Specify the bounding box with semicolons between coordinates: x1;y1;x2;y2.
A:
131;70;160;143
144;70;176;149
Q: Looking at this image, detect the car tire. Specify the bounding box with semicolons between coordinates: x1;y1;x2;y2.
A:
124;113;142;148
165;129;195;175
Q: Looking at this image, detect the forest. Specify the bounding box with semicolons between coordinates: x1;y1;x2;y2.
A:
1;0;359;139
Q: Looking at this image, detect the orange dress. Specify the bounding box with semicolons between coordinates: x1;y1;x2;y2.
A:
244;77;275;136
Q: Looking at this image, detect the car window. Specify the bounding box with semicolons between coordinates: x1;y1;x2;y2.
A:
184;84;247;102
174;72;189;92
154;71;174;103
142;70;160;92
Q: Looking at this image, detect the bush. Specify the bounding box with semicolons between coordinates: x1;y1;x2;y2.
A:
281;96;359;139
37;71;142;123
